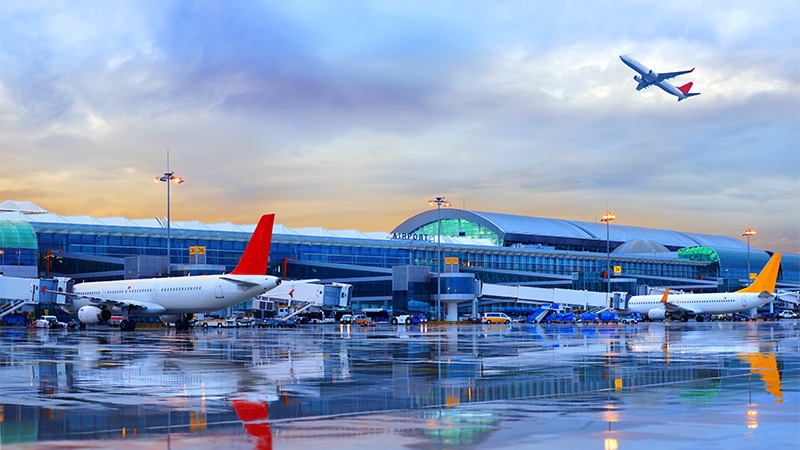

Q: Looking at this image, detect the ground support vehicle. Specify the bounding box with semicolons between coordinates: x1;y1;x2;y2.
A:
598;311;619;324
579;312;599;323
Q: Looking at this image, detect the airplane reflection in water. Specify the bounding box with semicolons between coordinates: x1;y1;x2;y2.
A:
0;323;796;448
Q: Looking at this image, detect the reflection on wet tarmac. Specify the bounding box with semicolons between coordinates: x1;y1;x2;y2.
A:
1;321;798;449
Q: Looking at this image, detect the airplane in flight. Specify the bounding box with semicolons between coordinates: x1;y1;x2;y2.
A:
57;214;282;331
627;253;782;322
619;55;701;101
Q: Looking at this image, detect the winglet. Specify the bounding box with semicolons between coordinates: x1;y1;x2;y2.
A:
230;214;275;275
737;253;782;294
660;288;670;303
689;67;695;73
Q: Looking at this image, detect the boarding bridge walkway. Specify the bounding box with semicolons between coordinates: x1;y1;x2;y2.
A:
479;283;611;309
1;276;41;321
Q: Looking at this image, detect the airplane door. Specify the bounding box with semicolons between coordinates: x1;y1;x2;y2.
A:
215;279;224;298
152;284;159;302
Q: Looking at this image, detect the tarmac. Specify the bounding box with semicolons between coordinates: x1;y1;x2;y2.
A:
1;320;798;449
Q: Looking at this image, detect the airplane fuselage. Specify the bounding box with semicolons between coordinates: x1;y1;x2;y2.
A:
628;291;772;317
64;274;280;317
619;55;697;101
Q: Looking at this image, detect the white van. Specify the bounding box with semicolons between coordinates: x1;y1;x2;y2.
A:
482;312;511;324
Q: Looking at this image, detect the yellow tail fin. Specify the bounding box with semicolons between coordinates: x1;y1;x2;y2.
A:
737;253;781;293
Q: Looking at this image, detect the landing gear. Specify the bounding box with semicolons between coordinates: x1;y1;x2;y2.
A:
174;318;192;331
119;319;137;331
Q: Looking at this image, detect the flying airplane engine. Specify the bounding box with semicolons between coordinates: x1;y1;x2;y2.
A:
648;69;659;78
78;305;112;324
647;309;666;320
633;75;642;82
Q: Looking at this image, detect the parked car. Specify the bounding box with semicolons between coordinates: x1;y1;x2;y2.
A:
482;312;511;324
351;314;370;325
391;313;428;325
778;310;798;319
619;313;640;324
339;314;354;324
34;315;68;329
236;316;256;327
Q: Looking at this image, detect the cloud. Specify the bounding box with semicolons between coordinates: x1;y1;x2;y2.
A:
0;0;797;253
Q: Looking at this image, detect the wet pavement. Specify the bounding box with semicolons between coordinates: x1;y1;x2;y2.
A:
1;321;798;449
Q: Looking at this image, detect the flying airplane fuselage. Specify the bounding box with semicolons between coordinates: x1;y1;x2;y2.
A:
619;55;700;101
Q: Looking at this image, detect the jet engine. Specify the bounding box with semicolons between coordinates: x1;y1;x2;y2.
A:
633;75;642;83
159;315;181;325
78;305;112;324
648;69;659;78
646;309;666;320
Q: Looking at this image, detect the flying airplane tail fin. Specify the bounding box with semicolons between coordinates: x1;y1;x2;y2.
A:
677;82;695;94
676;82;701;101
737;253;782;294
230;214;275;275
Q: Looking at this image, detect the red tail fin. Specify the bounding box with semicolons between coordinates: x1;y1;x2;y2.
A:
230;214;275;275
677;82;694;94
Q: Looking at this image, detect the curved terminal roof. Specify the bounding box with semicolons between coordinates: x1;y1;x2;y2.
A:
393;209;752;252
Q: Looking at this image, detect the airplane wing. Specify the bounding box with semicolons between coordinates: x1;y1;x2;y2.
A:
86;297;168;314
658;68;694;81
219;275;265;288
43;290;168;314
662;300;703;315
658;288;703;315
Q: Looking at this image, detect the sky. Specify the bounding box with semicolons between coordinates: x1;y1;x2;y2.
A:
0;1;798;253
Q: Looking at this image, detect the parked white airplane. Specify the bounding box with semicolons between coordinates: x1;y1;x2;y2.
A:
58;214;281;330
619;55;701;101
628;253;782;322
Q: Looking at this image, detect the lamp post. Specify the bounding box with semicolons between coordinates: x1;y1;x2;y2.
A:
428;196;451;321
155;150;184;275
601;211;616;305
742;228;756;285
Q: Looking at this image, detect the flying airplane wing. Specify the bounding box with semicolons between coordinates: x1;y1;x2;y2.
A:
657;68;694;81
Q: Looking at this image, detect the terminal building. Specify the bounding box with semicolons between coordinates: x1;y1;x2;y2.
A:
1;200;798;319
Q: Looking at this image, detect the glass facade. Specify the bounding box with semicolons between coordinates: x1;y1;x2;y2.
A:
0;221;38;269
414;219;501;245
0;217;793;314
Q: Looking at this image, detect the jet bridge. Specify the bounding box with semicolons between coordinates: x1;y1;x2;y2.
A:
252;281;352;315
0;276;73;321
479;283;613;309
